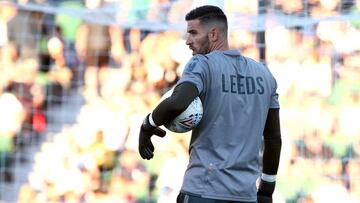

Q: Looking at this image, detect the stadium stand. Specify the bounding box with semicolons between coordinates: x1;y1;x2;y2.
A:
0;0;359;202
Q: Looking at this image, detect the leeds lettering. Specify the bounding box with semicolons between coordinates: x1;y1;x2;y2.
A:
222;74;264;95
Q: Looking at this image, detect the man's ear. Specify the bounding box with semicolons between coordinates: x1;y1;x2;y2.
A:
208;27;219;42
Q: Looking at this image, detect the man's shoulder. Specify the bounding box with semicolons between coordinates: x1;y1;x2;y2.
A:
183;55;209;72
188;54;209;66
192;54;209;61
241;55;269;70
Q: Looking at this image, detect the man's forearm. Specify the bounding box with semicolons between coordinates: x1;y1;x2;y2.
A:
151;82;199;126
262;108;282;175
262;136;282;175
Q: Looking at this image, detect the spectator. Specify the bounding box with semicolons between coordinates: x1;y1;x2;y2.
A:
76;0;125;98
0;1;17;47
46;27;73;105
87;130;117;193
0;88;25;183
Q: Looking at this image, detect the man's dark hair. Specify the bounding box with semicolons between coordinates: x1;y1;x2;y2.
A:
185;5;228;34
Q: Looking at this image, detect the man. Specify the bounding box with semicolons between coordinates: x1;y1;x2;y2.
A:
138;5;282;203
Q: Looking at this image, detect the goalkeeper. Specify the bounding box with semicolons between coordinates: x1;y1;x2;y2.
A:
138;5;282;203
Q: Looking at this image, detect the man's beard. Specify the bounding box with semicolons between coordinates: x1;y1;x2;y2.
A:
195;37;210;55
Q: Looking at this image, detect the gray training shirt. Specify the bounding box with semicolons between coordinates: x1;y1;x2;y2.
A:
176;50;280;202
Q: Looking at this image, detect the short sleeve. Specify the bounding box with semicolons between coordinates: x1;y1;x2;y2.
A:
270;79;280;109
176;55;208;94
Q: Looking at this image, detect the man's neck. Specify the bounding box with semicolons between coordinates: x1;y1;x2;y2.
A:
211;39;229;52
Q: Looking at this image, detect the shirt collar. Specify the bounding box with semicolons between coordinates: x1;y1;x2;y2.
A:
223;49;241;56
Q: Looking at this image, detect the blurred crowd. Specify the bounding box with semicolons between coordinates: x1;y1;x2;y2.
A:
0;0;359;203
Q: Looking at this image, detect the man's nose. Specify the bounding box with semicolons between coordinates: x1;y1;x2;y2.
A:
185;37;192;45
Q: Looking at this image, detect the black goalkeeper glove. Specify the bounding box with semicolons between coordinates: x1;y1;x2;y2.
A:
257;179;276;203
138;114;166;160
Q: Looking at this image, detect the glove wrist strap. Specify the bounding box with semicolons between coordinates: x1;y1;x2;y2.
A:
143;114;156;130
148;113;157;127
261;173;276;182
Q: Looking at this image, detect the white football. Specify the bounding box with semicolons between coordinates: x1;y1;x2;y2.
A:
160;89;203;133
